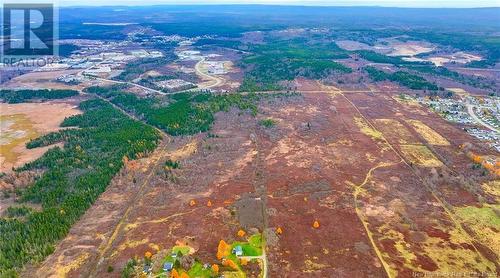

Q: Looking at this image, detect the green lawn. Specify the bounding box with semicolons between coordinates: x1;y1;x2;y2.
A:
187;262;213;277
154;234;263;277
231;233;263;257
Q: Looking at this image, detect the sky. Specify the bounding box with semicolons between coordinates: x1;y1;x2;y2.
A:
53;0;500;8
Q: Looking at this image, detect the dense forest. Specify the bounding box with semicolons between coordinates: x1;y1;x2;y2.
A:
365;66;440;91
0;89;79;104
86;86;267;135
239;39;352;91
55;5;498;68
0;99;161;276
57;6;499;40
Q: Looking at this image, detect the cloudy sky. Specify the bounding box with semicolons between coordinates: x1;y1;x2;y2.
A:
54;0;499;8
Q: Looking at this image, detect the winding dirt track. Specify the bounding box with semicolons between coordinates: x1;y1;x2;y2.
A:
352;162;398;278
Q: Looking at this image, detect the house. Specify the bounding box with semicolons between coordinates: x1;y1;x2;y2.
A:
232;245;243;256
163;262;173;272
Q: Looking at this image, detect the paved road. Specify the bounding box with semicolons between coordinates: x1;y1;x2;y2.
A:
77;60;167;95
77;58;225;95
91;76;167;95
466;104;500;133
194;58;224;89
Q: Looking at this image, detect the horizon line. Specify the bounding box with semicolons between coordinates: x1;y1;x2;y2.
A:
55;4;500;8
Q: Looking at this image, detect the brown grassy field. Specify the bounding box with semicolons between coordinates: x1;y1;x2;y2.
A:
30;82;499;278
0;100;81;173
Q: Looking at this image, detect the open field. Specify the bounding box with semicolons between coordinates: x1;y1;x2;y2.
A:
0;100;81;172
2;70;86;91
1;8;499;276
406;120;450;146
399;145;443;167
31;81;499;277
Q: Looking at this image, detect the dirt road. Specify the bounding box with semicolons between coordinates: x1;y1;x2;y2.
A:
33;83;499;277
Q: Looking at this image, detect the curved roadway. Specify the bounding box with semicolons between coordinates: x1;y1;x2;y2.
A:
466;104;500;133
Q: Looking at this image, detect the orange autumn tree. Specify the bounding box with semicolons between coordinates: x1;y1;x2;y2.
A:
237;229;246;237
276;227;283;235
469;152;483;164
483;162;495;171
473;155;483;164
313;220;320;229
222;259;238;270
180;273;190;278
228;259;238;270
212;264;219;274
217;240;230;260
171;269;180;278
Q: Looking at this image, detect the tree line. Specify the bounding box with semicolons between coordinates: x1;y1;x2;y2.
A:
0;89;79;104
86;86;264;136
365;66;440;91
0;99;161;276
